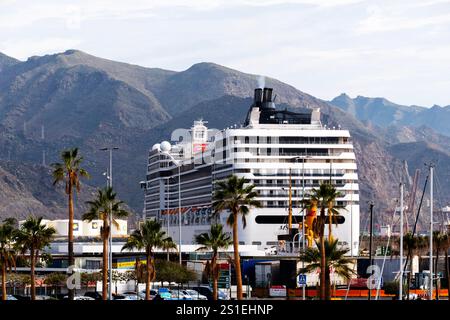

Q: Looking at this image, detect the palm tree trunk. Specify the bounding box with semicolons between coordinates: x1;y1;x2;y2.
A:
325;267;331;300
30;247;36;300
407;253;412;300
319;208;326;300
145;253;151;300
212;252;218;301
102;218;108;300
320;234;326;300
232;214;243;300
68;184;75;300
328;206;332;242
2;263;6;301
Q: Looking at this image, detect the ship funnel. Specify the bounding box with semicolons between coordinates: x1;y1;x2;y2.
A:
262;87;275;109
263;88;273;103
254;88;263;107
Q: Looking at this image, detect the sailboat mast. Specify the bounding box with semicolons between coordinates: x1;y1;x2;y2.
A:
429;165;434;300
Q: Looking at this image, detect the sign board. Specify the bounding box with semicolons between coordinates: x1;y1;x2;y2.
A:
297;274;307;286
269;285;287;297
210;263;230;289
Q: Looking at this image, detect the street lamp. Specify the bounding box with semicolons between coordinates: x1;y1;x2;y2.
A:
290;155;311;301
159;141;183;265
100;146;119;300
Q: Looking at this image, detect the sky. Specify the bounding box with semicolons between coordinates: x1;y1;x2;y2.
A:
1;0;450;107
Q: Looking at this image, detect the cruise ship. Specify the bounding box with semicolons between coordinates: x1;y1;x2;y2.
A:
143;87;360;255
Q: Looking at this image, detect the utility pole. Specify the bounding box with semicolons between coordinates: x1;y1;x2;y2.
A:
399;183;404;301
368;201;374;300
101;147;119;300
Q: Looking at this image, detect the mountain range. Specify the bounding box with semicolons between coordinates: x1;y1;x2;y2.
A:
0;49;448;231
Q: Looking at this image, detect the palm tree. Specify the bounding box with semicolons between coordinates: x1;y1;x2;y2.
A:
402;232;419;299
15;216;55;300
433;231;448;300
195;224;232;300
442;232;450;301
0;218;17;300
299;238;354;300
51;147;89;300
308;182;342;300
83;186;129;300
212;175;261;300
121;219;176;300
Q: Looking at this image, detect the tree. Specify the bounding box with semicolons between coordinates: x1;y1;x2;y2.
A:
44;273;67;296
195;224;232;300
402;232;419;299
308;182;342;299
0;218;17;300
121;219;176;300
433;231;448;300
442;232;450;302
83;186;129;300
299;239;354;300
155;260;196;285
212;175;261;300
80;272;102;292
15;216;55;300
51;147;89;300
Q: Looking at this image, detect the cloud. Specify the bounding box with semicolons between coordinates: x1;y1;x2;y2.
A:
0;0;449;106
0;38;82;60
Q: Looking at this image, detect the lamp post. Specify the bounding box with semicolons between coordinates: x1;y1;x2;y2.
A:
159;143;183;265
290;155;311;301
100;147;119;300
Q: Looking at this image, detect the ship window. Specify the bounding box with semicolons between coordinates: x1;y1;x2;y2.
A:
239;241;245;245
245;136;249;144
252;241;262;245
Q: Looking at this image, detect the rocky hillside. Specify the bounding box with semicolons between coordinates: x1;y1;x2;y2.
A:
330;93;450;137
0;49;448;231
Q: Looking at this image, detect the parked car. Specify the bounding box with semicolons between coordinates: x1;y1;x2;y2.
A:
191;286;229;300
169;289;192;300
63;295;95;300
35;295;57;300
113;293;143;300
138;289;158;300
157;288;173;300
182;289;208;300
12;294;30;300
84;291;102;300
